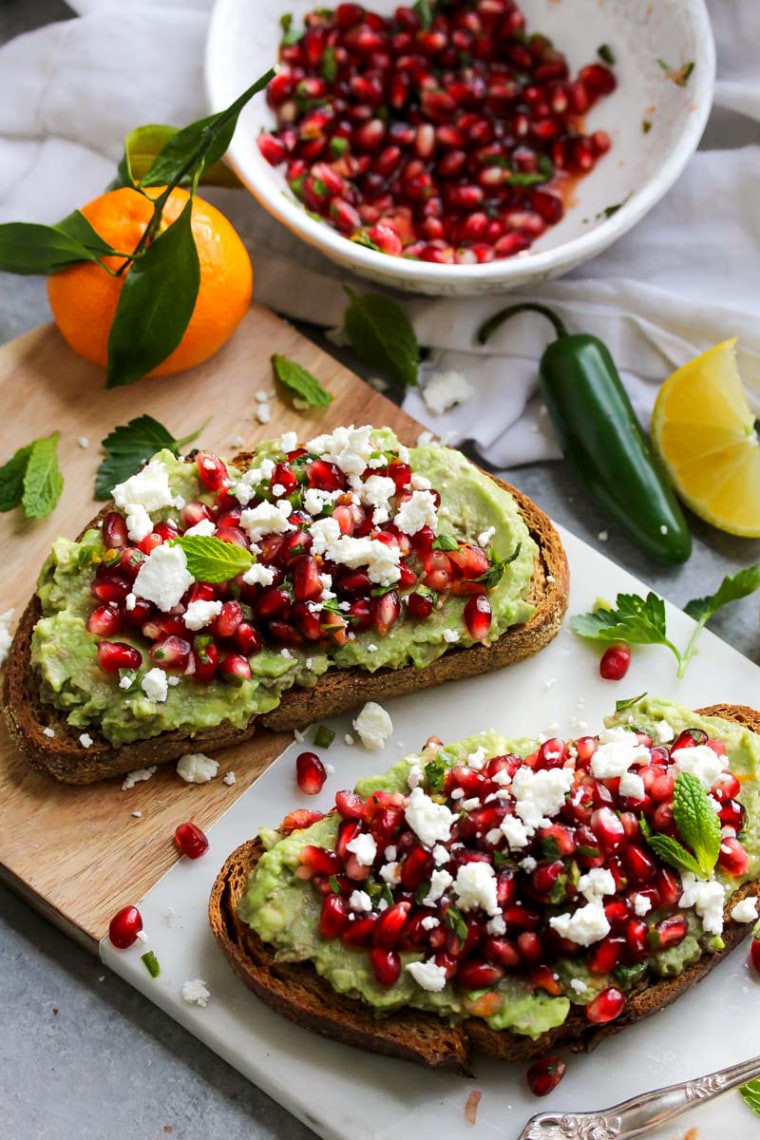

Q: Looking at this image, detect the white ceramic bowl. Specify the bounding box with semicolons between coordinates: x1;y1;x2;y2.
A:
206;0;714;297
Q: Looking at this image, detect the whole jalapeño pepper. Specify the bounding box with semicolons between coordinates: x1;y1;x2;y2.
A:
478;303;692;564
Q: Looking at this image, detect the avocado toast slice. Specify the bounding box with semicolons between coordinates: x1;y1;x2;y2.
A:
209;699;760;1073
3;426;568;783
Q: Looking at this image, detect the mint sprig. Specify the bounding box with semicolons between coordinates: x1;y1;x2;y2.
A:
343;290;419;389
173;535;253;582
271;353;334;408
96;414;205;499
0;433;63;519
641;772;721;878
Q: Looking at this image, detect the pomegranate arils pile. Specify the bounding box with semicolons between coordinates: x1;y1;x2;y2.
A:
89;439;499;685
259;0;616;263
298;723;749;1029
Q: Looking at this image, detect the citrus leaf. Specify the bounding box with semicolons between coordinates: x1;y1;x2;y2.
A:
111;125;243;191
343;291;419;388
22;433;63;519
95;414;204;499
271;353;333;407
173;535;253;582
139;69;275;189
106;200;200;388
0;222;101;275
672;771;721;876
53;210;121;259
0;443;34;512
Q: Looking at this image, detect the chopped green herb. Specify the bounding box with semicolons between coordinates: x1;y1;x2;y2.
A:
597;43;616;65
314;725;336;749
141;950;161;978
432;534;459;552
321;45;338;82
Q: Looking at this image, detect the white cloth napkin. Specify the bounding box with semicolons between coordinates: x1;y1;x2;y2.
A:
1;1;759;472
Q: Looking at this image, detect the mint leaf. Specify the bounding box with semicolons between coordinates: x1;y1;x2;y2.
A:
432;534;459;552
106;199;200;388
0;443;34;512
672;771;721;876
343;291;419;389
95;414;204;499
740;1078;760;1117
271;353;333;408
22;433;63;519
444;905;468;945
571;591;683;668
173;535;253;582
645;832;703;877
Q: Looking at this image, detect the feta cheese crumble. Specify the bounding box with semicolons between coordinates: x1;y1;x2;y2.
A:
183;599;223;630
405;786;455;847
730;897;758;923
353;702;393;751
121;766;157;791
141;667;169;704
133;545;194;612
453;862;499;916
549;899;610;947
421;370;474;416
0;608;15;667
406;957;448;992
346;831;377;866
181;979;210;1007
176;753;219;784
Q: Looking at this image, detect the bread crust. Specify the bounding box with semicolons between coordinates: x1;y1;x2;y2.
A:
2;466;568;784
208;705;760;1073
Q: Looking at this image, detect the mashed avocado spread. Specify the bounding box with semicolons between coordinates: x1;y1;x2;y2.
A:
31;430;537;745
241;699;760;1034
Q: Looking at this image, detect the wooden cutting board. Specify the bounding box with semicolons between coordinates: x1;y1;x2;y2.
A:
0;304;420;950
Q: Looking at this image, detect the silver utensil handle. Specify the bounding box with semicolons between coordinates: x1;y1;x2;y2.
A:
522;1054;760;1139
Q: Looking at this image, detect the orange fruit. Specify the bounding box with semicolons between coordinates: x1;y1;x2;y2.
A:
47;186;252;377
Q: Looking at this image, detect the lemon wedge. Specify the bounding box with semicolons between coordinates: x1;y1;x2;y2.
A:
651;339;760;537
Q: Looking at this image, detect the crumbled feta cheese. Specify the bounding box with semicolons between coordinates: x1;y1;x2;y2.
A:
731;897;758;923
42;726;56;738
327;533;401;586
125;593;137;611
578;868;616;901
241;562;276;588
280;431;298;453
672;744;728;788
176;753;219;783
121;766;157;790
406;763;424;790
500;814;530;849
353;701;393;751
309;516;343;557
549;899;610;946
348;889;373;913
133;545;194;612
181;979;210;1007
112;457;175;514
240;501;293;542
477;526;496;547
379;860;400;884
679;872;725;934
271;482;286;498
141;667;169;704
520;855;538;873
135;929;149;944
124;503;153;543
183;598;223;631
422;869;453;905
346;831;377;866
432;844;449;867
486;914;507;936
405;786;456;847
421;370;474;416
77;436;89;449
654;720;675;744
256;403;271;424
619;770;646;801
394;489;439;537
306;425;375;476
421;915;440;931
223;771;236;786
416;430;436;447
0;609;14;667
632;893;652;917
453;862;499;916
184;518;216;538
442;628;460;644
570;977;588;994
407;957;448;992
466;746;488;770
511;766;575;832
79;733;93;748
591;727;650;779
255;389;270;402
344;733;355;746
131;810;142;819
384;845;397;861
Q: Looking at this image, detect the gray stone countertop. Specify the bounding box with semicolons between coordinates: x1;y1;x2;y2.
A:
1;3;759;1139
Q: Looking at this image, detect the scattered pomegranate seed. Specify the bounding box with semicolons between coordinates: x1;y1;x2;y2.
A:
526;1055;567;1097
174;821;209;859
585;986;626;1024
599;644;631;680
296;751;328;795
108;905;143;949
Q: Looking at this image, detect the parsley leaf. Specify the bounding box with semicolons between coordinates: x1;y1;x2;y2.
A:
343;290;419;389
22;433;64;519
95;414;204;500
424;754;448;795
740;1078;760;1117
173;535;254;582
571;591;683;668
271;353;334;408
681;565;760;674
672;771;721;876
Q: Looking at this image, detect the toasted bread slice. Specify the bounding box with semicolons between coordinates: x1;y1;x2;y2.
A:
2;465;568;784
208;705;760;1074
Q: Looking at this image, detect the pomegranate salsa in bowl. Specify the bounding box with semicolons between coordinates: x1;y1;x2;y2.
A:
206;0;714;293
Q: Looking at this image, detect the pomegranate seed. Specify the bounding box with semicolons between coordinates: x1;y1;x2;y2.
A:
335;789;364;819
87;603;121;637
579;63;617;96
751;938;760;974
320;893;349;938
102;511;128;549
719;836;750;876
649;914;688;950
371;590;401;637
624;918;649;962
280;809;325;834
342;914;377;947
258;132;288;165
464;593;492;640
373;900;411;949
585;986;626;1024
599;644;631;681
719;798;746;830
456;958;504;989
193;640;219;683
591;806;626;852
91;573;132;604
150;635;192;671
526;1056;566;1097
712;771;740;801
218;654;252;686
298;845;342;877
174;821;209;859
196;451;229;492
588;934;624;975
370;946;401;986
108;905;143;949
97;640;142;673
296;751;327;795
400;845;434;890
622;843;656;884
